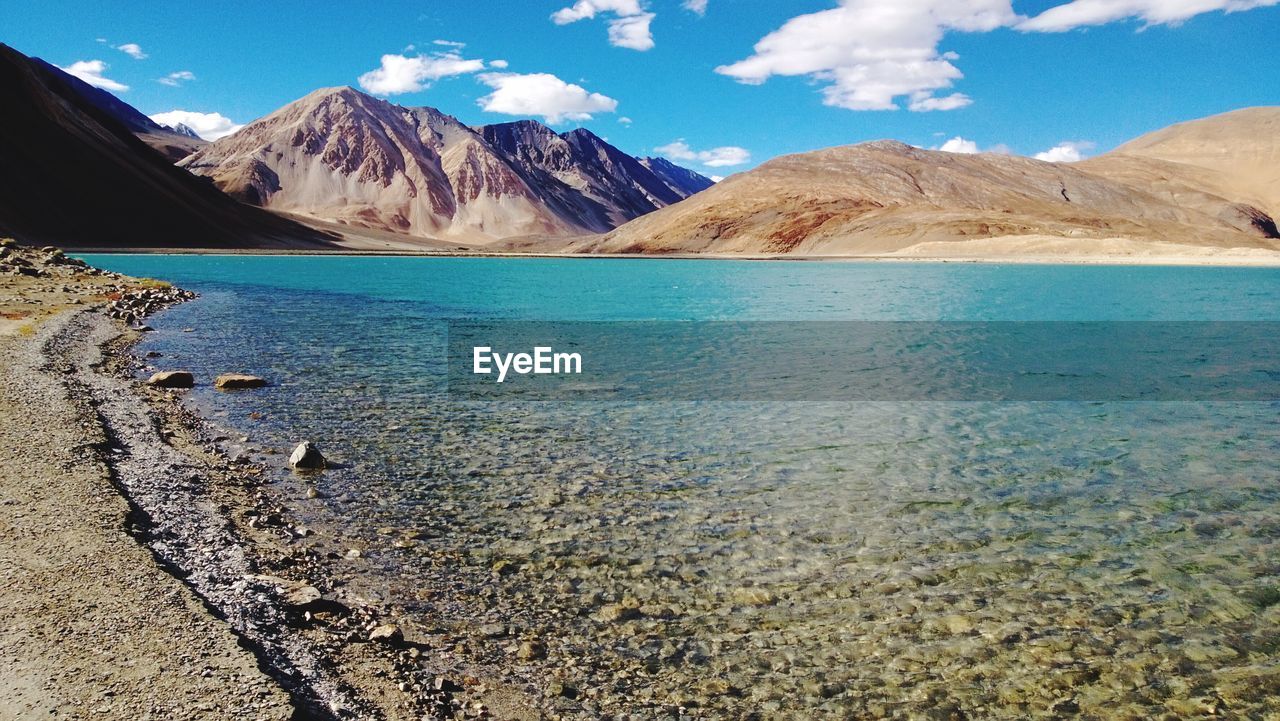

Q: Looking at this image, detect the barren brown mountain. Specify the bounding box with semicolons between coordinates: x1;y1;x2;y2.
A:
576;108;1280;257
1079;107;1280;228
181;87;710;243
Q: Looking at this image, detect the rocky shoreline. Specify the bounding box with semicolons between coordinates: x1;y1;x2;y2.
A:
0;244;539;720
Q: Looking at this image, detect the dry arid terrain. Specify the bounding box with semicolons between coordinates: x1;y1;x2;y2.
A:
566;108;1280;261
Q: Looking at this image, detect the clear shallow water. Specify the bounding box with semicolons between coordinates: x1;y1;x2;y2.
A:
82;256;1280;718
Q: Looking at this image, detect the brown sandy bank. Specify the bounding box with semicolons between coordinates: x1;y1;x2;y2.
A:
0;245;542;720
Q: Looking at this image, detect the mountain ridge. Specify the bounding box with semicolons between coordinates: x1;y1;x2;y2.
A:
33;57;209;162
573;109;1280;256
182;87;713;243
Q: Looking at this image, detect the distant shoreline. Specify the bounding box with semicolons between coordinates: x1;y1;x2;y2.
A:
68;247;1280;267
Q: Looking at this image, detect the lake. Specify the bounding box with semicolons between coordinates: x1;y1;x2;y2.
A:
81;255;1280;719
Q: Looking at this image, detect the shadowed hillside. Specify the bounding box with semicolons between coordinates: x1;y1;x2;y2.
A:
0;43;335;249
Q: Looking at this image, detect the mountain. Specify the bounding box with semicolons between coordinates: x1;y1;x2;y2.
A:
33;58;208;162
170;122;202;139
1079;107;1280;227
579;111;1280;257
478;121;702;231
0;43;333;249
640;156;716;197
181;87;713;243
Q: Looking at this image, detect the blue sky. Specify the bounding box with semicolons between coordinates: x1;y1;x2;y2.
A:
3;0;1278;176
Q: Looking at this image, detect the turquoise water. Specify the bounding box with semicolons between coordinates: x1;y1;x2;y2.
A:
78;255;1280;321
81;256;1280;719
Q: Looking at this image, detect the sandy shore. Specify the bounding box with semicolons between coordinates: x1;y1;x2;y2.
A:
0;245;540;720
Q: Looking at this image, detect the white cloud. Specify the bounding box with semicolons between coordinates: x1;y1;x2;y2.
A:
148;110;243;141
358;52;486;95
618;116;633;125
654;139;751;167
551;0;644;22
551;0;656;51
930;137;1013;154
58;60;128;91
716;0;1017;112
684;0;709;15
477;72;618;123
607;12;657;50
158;70;195;87
717;0;1277;113
488;59;509;69
910;92;973;112
115;43;147;60
1034;140;1095;162
433;39;467;48
939;137;980;154
1020;0;1279;32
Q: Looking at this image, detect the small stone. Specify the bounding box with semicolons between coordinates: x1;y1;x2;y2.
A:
699;679;733;696
1182;640;1237;663
147;370;195;388
515;640;545;660
943;615;974;635
369;624;403;644
284;585;322;608
345;548;362;559
214;373;268;390
479;623;507;638
598;604;642;623
289;441;326;470
433;677;463;693
731;588;777;607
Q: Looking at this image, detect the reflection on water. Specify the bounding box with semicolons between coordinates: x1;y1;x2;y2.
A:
83;256;1280;718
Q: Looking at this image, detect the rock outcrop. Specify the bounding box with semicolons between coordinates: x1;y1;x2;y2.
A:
147;371;195;388
288;441;326;470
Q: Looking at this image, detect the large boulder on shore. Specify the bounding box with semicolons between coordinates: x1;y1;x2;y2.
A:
214;373;268;390
289;441;326;470
147;370;195;388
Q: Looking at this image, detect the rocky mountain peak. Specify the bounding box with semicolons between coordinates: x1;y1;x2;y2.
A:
182;85;712;242
169;123;201;139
